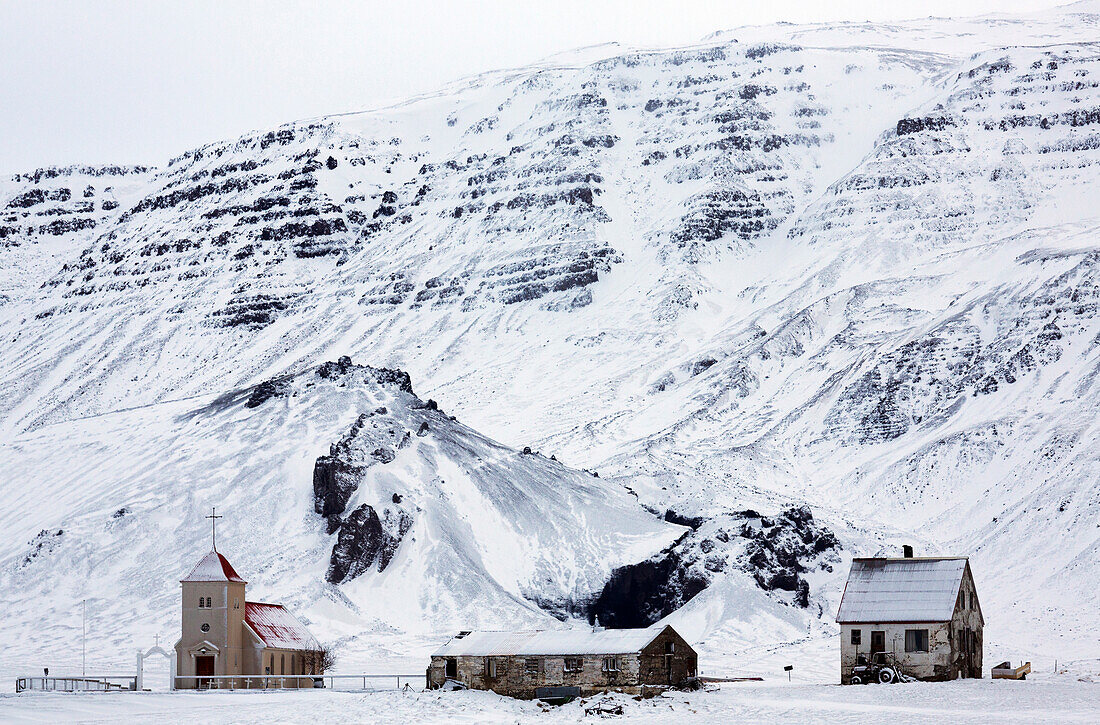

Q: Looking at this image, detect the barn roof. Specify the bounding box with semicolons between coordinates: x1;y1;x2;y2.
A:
836;557;968;623
244;602;319;651
432;626;673;657
181;550;247;583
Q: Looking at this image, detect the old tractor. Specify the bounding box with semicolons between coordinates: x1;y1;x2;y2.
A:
849;652;901;684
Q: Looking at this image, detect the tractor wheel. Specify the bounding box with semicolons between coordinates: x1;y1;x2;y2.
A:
850;674;863;685
878;668;896;684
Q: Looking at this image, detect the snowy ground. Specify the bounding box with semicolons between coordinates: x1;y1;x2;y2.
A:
1;676;1097;724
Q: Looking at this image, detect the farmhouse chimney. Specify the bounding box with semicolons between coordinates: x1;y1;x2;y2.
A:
903;545;914;558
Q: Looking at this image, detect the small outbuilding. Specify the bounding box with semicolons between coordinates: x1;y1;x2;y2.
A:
836;551;983;683
427;625;698;699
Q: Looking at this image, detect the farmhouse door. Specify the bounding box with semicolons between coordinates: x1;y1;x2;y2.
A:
870;631;885;654
196;656;215;689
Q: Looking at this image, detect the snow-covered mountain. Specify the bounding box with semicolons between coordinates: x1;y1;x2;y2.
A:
2;1;1099;678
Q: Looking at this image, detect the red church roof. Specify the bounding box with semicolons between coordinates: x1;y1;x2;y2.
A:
245;602;319;651
181;550;247;583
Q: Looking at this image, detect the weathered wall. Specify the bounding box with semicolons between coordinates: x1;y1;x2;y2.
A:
429;653;647;699
950;567;984;678
840;621;955;683
638;627;698;685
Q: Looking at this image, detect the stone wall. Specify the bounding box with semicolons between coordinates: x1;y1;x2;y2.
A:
429;653;646;699
638;626;699;685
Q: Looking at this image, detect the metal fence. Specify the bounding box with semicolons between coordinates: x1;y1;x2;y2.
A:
172;674;423;691
16;676;137;693
15;673;422;694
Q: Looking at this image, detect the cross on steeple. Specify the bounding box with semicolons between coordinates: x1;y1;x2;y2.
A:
206;507;222;551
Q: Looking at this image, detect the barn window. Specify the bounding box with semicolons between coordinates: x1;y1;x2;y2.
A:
564;657;583;673
851;629;861;646
484;657;498;678
905;629;929;652
603;657;621;673
524;658;540;676
665;642;675;654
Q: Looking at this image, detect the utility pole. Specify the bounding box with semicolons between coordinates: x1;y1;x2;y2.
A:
82;599;86;677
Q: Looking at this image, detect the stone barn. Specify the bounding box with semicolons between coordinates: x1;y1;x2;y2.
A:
836;552;983;683
427;625;698;699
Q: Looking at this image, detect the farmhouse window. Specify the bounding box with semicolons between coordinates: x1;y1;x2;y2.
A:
564;657;583;673
525;658;540;676
905;629;929;652
603;657;621;672
851;629;861;646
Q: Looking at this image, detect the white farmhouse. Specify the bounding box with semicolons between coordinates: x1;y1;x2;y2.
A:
836;551;983;683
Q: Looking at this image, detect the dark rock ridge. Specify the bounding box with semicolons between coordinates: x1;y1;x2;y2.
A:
309;357;422;582
327;503;413;583
587;506;838;627
245;377;291;408
316;355;413;393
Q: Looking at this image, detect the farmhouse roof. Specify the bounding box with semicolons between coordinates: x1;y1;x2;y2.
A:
432;625;673;657
836;557;968;623
181;550;247;583
244;602;319;651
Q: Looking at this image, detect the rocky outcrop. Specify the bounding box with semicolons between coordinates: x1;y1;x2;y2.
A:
311;357;421;576
326;503;413;583
587;506;838;626
245;377;290;408
316;356;413;393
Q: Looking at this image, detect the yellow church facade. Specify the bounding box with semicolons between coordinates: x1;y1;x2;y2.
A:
174;549;324;689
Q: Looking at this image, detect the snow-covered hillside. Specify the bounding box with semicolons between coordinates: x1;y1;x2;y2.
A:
1;1;1099;680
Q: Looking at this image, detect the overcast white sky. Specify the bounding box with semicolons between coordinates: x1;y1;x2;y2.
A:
0;0;1070;173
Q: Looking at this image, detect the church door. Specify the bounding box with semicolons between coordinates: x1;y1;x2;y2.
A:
196;656;215;688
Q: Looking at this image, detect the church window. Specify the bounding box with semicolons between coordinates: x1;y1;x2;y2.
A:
281;654;285;674
234;598;239;609
201;623;210;633
198;596;205;608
